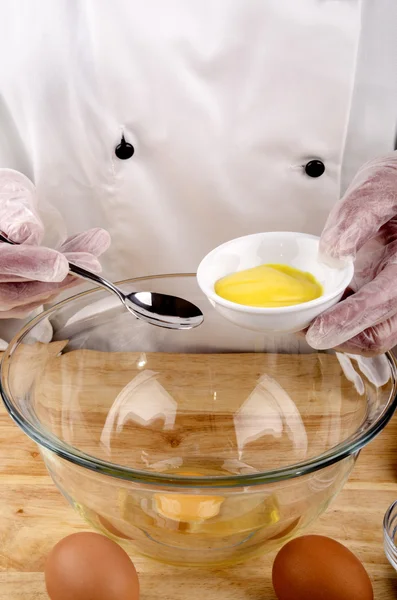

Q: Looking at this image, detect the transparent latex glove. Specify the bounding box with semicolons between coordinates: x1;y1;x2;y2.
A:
0;169;110;318
307;153;397;355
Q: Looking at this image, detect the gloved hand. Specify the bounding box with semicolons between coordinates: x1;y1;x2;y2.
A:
0;169;110;318
306;152;397;355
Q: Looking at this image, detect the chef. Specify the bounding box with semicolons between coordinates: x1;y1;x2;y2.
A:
0;0;397;354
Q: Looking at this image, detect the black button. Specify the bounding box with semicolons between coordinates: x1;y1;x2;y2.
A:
115;135;135;160
305;160;325;178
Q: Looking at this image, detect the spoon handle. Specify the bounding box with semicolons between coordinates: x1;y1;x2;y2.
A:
0;231;126;304
67;262;126;303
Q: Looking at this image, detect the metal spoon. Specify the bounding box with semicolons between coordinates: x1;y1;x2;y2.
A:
0;232;204;330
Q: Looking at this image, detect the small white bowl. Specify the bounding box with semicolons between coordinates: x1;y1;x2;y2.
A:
197;232;354;333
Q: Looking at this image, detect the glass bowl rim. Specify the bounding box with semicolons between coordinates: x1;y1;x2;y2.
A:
1;273;397;489
383;499;397;570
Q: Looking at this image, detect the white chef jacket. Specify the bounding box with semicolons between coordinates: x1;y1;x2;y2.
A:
0;0;397;346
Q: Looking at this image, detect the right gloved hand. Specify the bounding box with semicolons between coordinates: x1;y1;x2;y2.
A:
0;169;110;318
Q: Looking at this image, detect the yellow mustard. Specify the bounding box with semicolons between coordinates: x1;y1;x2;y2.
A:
215;263;323;308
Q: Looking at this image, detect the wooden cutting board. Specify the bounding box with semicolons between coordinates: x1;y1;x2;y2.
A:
0;348;397;599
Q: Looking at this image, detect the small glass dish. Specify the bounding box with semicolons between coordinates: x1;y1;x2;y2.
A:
384;500;397;570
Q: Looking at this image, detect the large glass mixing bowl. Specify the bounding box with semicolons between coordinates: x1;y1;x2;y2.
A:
1;275;397;567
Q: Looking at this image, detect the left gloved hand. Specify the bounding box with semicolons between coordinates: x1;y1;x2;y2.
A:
306;152;397;355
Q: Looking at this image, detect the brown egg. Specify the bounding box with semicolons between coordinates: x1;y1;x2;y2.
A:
45;532;140;600
272;535;373;600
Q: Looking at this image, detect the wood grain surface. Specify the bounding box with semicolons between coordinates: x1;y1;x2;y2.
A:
24;346;371;470
0;348;397;598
